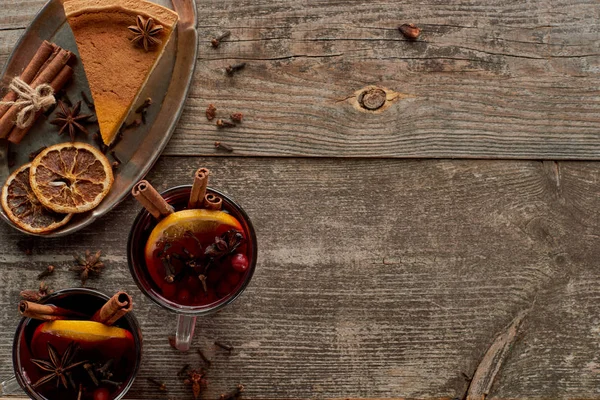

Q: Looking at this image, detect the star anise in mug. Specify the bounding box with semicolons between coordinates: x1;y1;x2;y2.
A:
31;341;88;389
128;15;164;51
204;230;244;259
50;100;93;142
71;250;104;286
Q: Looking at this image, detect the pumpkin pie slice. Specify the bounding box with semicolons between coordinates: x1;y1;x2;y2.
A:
63;0;178;145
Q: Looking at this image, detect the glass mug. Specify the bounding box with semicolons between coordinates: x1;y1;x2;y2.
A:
0;288;143;400
128;185;257;351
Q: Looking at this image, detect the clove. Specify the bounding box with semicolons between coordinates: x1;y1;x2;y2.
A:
214;341;233;352
211;31;231;48
214;141;234;152
147;377;167;391
225;62;246;76
220;384;245;400
37;265;55;279
216;119;236;128
197;348;212;367
398;23;421;40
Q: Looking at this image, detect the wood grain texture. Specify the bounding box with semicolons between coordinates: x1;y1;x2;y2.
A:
1;1;600;159
0;157;599;399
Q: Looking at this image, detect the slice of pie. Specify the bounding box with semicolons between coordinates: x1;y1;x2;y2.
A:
63;0;178;145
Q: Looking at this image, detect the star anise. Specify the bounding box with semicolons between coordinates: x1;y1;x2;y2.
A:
205;230;244;259
128;15;163;52
183;368;207;400
71;250;104;286
31;341;88;389
50;100;93;142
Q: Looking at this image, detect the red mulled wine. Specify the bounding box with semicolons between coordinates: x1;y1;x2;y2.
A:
128;186;256;311
15;290;140;400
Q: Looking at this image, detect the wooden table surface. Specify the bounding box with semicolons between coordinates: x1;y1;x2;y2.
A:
1;1;600;399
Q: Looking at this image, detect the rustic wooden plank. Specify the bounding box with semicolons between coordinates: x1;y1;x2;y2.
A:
1;1;600;159
0;157;599;399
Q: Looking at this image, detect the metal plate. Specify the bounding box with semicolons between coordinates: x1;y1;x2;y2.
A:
0;0;197;237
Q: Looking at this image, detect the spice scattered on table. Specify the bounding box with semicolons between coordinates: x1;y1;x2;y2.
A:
214;341;233;352
37;265;55;279
197;348;212;367
20;281;53;302
216;119;236;128
214;141;234;152
146;377;167;391
211;31;231;48
220;384;245;400
71;250;105;286
398;23;421;40
183;368;207;400
225;62;246;76
206;104;217;121
230;112;243;123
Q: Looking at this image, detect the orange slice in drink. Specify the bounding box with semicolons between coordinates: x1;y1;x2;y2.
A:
31;320;134;358
144;209;243;259
1;163;72;234
29;142;113;214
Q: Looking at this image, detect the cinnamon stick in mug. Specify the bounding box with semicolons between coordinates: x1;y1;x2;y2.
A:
19;300;81;321
0;40;56;119
203;192;222;210
188;168;210;209
92;291;133;326
132;180;174;219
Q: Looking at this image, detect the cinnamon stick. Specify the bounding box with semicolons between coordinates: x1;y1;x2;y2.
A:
8;65;74;144
0;48;72;138
91;291;133;326
188;168;210;209
18;300;83;321
0;41;56;119
203;193;223;210
132;180;174;219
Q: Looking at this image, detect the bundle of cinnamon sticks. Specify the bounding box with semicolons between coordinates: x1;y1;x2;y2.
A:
132;167;223;219
19;291;133;326
0;40;74;143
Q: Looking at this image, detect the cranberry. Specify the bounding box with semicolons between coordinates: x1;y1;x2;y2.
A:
161;282;177;299
93;388;110;400
217;280;233;296
230;253;249;272
227;272;241;286
207;267;224;282
176;288;191;304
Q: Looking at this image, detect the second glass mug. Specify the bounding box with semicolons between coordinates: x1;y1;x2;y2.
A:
128;185;257;351
0;288;143;400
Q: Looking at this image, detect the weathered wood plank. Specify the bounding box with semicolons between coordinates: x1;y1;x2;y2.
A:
1;1;600;159
0;157;599;398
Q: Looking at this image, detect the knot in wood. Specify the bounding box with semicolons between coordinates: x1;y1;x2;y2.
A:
358;88;386;110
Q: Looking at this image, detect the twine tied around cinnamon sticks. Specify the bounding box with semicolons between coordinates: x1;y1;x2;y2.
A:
0;77;56;129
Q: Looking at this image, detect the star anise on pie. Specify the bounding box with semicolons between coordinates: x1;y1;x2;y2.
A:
50;100;93;142
204;230;244;259
31;341;88;389
128;15;164;51
71;250;104;286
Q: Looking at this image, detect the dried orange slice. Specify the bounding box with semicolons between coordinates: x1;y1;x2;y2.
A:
1;163;72;234
30;142;114;214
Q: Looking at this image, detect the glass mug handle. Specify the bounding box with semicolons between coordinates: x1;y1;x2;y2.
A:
175;314;197;351
1;375;21;395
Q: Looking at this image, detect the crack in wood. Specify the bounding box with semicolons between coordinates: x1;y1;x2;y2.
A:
463;309;529;400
